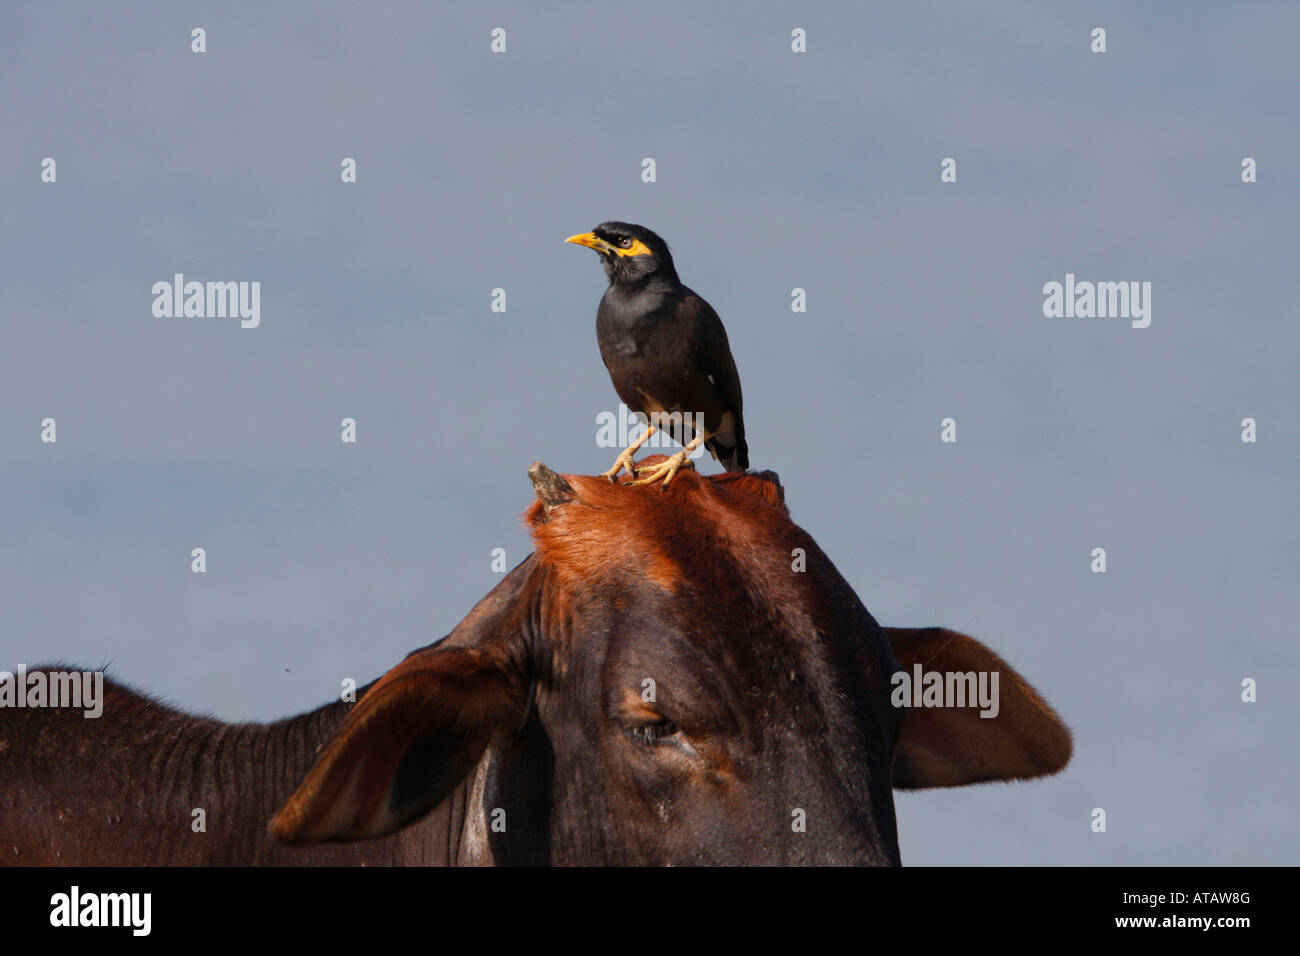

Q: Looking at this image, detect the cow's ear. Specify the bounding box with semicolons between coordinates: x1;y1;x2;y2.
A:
884;627;1072;789
271;646;524;844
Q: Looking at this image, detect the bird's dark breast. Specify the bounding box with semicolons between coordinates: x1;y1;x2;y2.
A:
596;290;722;436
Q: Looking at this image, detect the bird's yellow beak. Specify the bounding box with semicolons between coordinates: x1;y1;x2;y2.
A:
565;232;614;254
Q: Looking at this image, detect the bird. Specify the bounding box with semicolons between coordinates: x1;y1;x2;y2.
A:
566;222;749;489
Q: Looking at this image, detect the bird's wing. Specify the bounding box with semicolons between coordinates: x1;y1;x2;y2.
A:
680;290;744;419
680;289;748;469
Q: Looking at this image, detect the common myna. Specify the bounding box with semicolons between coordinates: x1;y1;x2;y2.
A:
566;221;748;488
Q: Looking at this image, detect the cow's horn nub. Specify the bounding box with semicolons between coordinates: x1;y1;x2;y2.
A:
529;462;575;511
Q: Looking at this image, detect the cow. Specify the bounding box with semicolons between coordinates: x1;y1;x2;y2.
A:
0;461;1071;865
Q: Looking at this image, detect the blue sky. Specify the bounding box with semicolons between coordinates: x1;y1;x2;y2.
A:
2;1;1297;864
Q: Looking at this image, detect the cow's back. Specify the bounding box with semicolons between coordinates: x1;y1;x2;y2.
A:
0;675;460;866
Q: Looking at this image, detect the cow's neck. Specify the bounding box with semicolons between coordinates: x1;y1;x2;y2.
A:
204;692;487;866
7;679;484;866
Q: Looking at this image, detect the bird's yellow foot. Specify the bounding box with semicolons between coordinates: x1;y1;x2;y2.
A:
628;451;694;489
601;450;640;482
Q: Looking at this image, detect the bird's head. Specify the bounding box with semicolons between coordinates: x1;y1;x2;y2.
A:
565;221;679;286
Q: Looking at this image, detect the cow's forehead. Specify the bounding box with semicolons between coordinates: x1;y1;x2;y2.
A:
520;467;863;696
524;468;792;592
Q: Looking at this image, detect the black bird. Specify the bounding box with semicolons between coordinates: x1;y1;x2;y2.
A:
566;222;749;488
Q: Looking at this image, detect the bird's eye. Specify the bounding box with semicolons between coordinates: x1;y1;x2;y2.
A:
618;237;634;249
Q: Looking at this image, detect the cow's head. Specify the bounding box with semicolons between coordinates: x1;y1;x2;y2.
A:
271;461;1071;864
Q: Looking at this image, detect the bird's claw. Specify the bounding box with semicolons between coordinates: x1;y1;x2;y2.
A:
628;452;694;489
601;453;639;482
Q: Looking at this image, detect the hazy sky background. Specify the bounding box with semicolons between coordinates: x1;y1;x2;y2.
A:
2;1;1296;865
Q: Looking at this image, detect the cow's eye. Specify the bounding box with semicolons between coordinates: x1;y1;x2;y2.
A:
629;718;679;746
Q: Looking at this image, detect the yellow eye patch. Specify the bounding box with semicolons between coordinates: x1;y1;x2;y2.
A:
565;233;653;258
612;237;653;257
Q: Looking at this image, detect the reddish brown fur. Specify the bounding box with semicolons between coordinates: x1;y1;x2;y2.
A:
525;456;789;596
